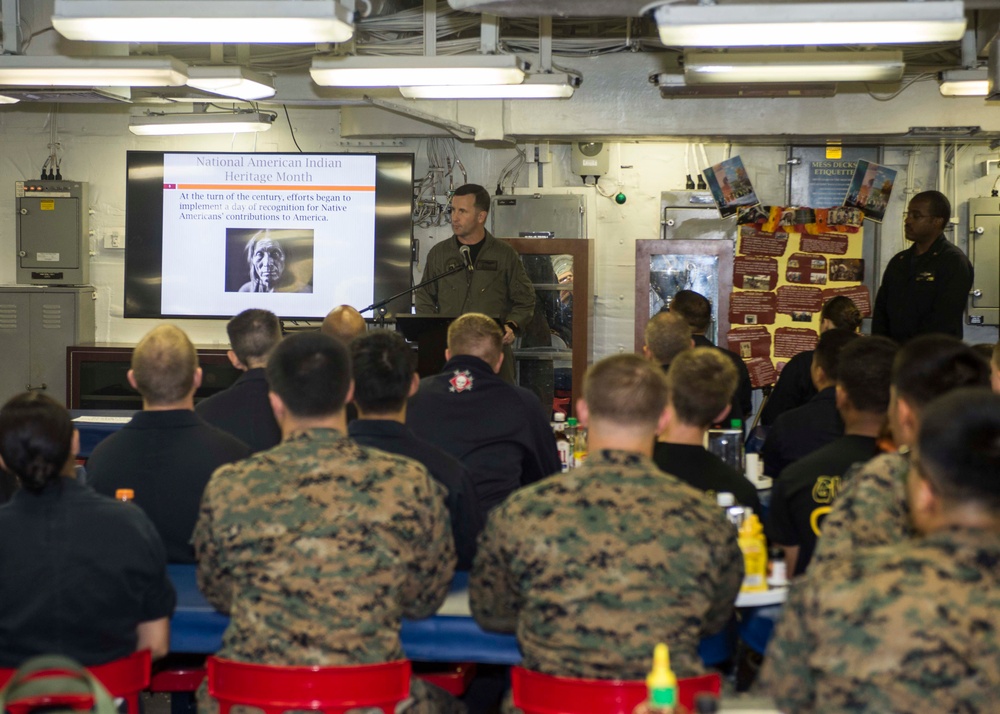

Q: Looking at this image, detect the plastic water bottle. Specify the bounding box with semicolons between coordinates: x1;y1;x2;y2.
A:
716;491;746;530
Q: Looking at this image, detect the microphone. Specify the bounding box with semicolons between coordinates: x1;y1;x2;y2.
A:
459;244;474;272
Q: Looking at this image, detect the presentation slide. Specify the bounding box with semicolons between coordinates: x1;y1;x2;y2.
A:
159;152;377;317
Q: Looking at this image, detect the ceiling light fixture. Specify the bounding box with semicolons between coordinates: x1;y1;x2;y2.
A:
0;94;20;104
939;68;988;97
52;0;354;43
311;55;526;87
129;110;275;136
684;51;905;84
400;72;579;99
652;1;966;47
653;72;836;98
187;67;275;101
0;56;188;87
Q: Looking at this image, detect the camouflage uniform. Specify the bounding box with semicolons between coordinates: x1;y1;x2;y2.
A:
193;428;461;713
470;449;743;681
760;526;1000;713
809;452;910;570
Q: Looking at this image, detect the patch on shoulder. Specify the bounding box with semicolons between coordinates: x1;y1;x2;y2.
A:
449;370;474;393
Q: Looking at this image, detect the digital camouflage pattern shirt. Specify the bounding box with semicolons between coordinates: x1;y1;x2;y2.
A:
470;449;743;680
760;527;1000;713
809;452;911;570
193;428;456;665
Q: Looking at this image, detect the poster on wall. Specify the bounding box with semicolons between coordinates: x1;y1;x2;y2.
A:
702;155;759;218
843;159;897;223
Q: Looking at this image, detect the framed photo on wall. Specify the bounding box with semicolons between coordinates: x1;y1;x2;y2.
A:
634;239;735;352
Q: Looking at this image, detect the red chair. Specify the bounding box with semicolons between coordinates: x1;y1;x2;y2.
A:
511;666;721;714
414;662;477;696
207;656;411;714
149;665;206;693
0;650;151;714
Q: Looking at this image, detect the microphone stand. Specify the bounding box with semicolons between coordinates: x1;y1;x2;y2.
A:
359;262;467;327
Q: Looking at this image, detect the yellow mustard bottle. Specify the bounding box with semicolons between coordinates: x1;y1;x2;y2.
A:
738;513;768;593
644;642;677;713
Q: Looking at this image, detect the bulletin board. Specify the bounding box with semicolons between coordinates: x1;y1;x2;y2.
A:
726;207;871;388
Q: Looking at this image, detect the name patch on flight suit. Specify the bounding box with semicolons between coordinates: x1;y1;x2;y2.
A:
916;271;935;282
478;260;499;271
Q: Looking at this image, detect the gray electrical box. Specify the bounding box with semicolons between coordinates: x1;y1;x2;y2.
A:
491;194;586;240
15;180;89;285
967;197;1000;326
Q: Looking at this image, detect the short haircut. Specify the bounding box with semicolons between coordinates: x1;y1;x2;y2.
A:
131;324;198;405
892;335;990;409
267;332;352;418
667;347;738;428
812;328;860;382
836;336;898;413
820;295;862;332
453;184;491;214
644;312;693;366
227;309;282;366
320;305;367;344
915;388;1000;511
993;341;1000;371
669;290;712;333
447;313;502;364
0;392;73;494
584;354;669;428
912;190;951;221
351;330;416;415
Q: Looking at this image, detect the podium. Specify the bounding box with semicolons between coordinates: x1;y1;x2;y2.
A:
394;315;456;377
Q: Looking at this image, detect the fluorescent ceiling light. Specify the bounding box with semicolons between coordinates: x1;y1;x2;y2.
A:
939;68;988;97
400;73;578;99
684;51;905;84
652;1;966;47
129;111;275;136
653;72;836;98
0;94;20;104
0;56;187;87
311;55;526;87
187;67;275;101
53;0;354;43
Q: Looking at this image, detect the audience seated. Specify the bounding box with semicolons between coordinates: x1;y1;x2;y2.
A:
811;335;990;568
642;311;693;370
768;336;897;576
195;309;282;453
348;330;484;570
88;325;251;563
761;388;1000;712
0;392;175;666
193;332;462;714
470;354;743;682
666;290;753;428
759;329;858;478
320;304;367;344
653;347;761;512
760;295;862;427
406;313;560;515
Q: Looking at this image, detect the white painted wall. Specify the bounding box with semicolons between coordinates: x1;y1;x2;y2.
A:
0;103;996;356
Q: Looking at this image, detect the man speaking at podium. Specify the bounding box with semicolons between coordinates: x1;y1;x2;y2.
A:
415;183;535;383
